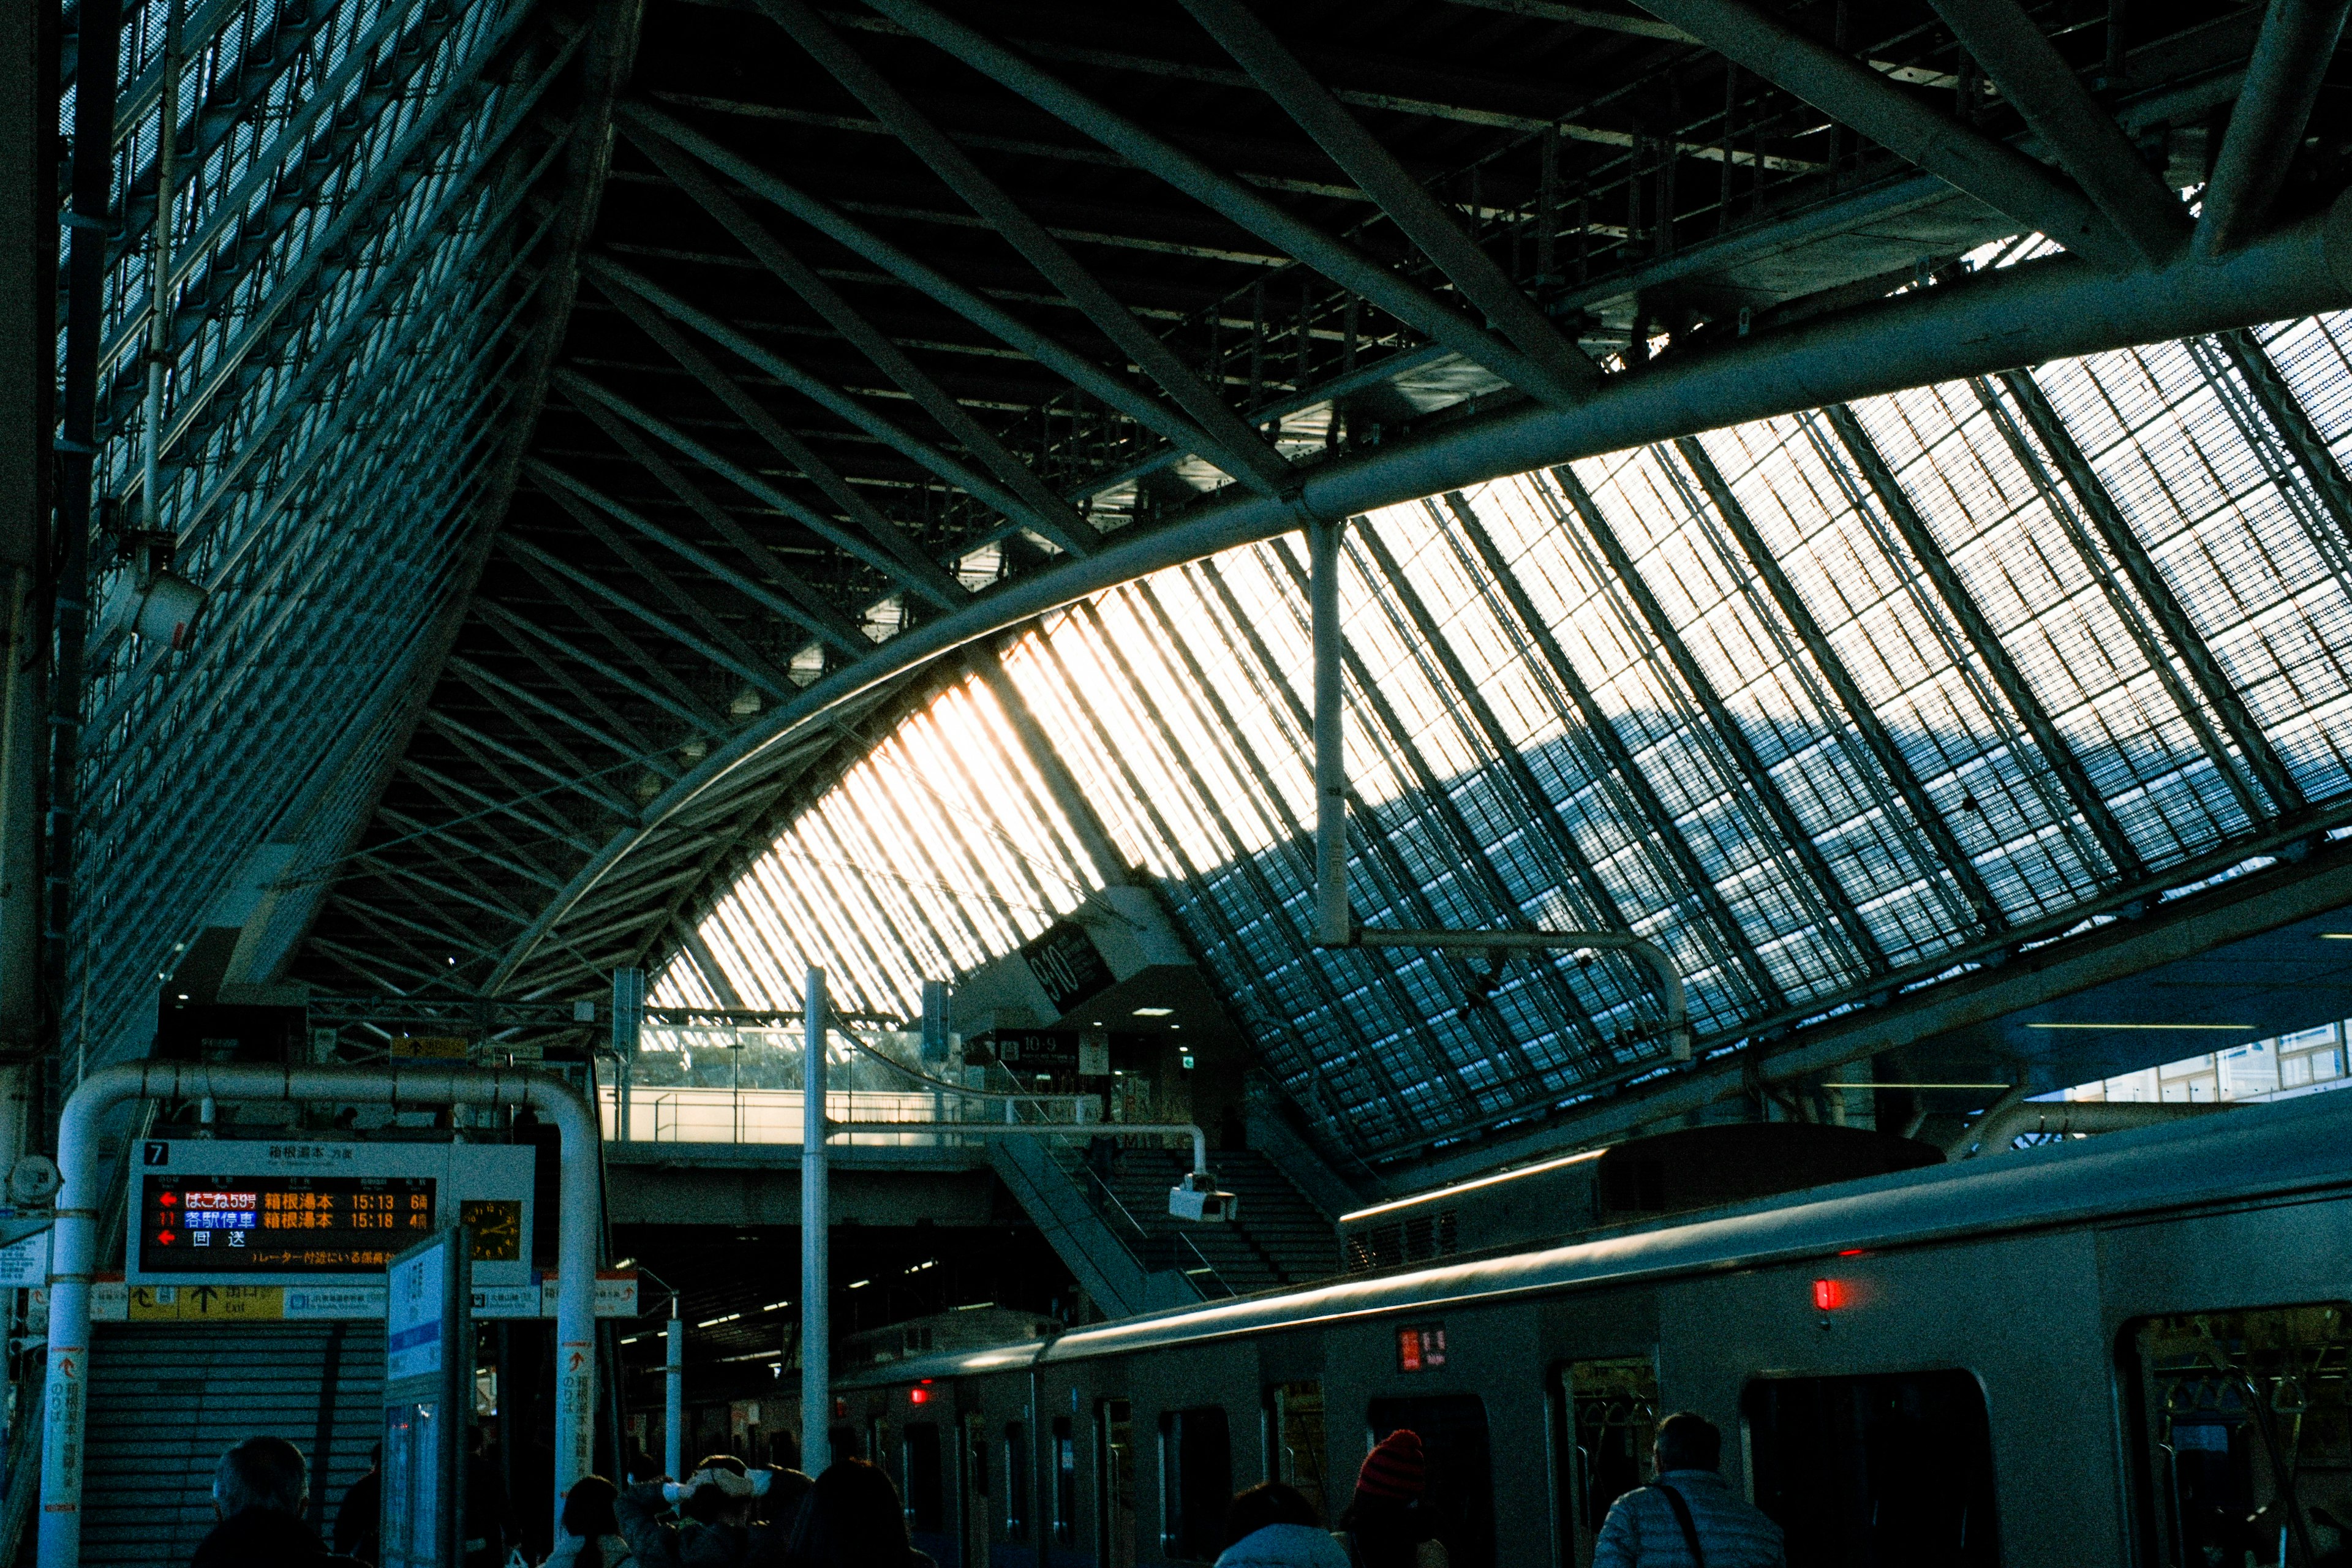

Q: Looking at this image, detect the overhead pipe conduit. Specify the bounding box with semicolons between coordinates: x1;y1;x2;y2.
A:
489;192;2352;991
38;1064;600;1568
1307;514;1692;1059
1948;1090;2230;1159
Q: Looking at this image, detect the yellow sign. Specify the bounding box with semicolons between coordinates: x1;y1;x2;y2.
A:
126;1283;287;1321
391;1036;470;1060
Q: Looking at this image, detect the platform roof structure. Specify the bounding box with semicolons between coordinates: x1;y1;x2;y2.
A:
48;0;2352;1170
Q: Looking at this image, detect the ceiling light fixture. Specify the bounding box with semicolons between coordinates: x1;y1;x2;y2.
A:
1133;1007;1174;1017
1822;1081;2010;1089
2321;933;2352;940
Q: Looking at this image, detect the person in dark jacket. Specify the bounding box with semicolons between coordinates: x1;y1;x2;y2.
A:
1333;1430;1448;1568
192;1436;364;1568
331;1445;383;1565
784;1459;935;1568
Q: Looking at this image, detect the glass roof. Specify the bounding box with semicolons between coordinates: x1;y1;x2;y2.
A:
657;311;2352;1166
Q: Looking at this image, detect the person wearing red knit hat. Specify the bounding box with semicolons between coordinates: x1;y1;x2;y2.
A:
1330;1430;1450;1568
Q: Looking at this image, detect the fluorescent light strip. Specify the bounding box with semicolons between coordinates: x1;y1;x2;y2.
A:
2026;1022;2250;1031
1822;1082;2010;1089
1340;1147;1606;1224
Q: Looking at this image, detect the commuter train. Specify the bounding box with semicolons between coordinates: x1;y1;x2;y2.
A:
834;1089;2352;1567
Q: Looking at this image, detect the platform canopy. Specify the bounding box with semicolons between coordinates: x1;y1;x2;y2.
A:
52;0;2352;1162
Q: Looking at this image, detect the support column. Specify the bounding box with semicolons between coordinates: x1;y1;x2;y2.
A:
663;1300;684;1481
799;967;829;1476
1308;516;1352;947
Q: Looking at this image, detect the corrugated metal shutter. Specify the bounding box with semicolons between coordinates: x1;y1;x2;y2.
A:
84;1321;386;1564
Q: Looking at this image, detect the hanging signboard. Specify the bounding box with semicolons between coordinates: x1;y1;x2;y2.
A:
381;1228;470;1568
127;1140;532;1289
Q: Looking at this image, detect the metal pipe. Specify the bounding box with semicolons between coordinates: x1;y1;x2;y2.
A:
1309;516;1352;948
486;192;2352;990
663;1298;684;1481
1951;1096;2231;1158
799;968;829;1476
2196;0;2352;260
1306;503;1689;1058
37;1064;598;1568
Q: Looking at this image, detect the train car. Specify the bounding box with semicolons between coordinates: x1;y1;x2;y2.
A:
835;1088;2352;1567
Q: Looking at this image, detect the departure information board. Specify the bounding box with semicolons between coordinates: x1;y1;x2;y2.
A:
138;1175;436;1273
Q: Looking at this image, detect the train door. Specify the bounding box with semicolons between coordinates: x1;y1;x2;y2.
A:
1742;1367;2000;1566
1267;1381;1329;1523
1365;1394;1496;1568
1004;1418;1032;1550
2122;1303;2352;1568
1098;1398;1137;1568
1547;1357;1658;1565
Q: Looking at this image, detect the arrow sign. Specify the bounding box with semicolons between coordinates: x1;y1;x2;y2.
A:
567;1350;586;1371
53;1355;75;1379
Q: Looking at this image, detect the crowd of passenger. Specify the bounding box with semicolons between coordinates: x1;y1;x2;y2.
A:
190;1408;1784;1568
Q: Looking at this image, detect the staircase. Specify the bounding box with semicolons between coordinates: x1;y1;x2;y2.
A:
1084;1147;1339;1295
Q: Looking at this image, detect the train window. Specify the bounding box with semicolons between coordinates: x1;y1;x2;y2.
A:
902;1422;943;1535
1005;1421;1030;1542
1548;1357;1659;1566
1270;1381;1329;1523
1099;1398;1137;1568
963;1413;990;1567
1159;1405;1233;1561
1366;1395;1496;1568
1743;1368;1999;1566
866;1415;887;1464
2122;1304;2352;1567
1052;1415;1078;1547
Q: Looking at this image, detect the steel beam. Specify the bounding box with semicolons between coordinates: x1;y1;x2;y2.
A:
1994;368;2307;818
1928;0;2190;267
1817;402;2145;881
758;0;1294;492
625;127;1094;546
480;191;2352;986
585;273;967;596
1626;0;2136;269
855;0;1584;402
1673;435;2005;935
1177;0;1599;403
2197;0;2352;260
616;104;1234;493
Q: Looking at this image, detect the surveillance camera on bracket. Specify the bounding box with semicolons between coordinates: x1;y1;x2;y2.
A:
1168;1170;1238;1223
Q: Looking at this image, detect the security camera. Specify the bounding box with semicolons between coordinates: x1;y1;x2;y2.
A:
1167;1170;1237;1223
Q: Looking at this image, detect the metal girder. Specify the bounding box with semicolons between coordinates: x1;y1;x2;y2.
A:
2211;330;2352;556
522;477;800;698
550;366;953;598
624;126;1095;548
1434;490;1781;1011
616;104;1232;500
1817;402;2145;882
758;0;1295;494
2197;0;2352;260
473;559;728;733
1548;463;1889;974
457;619;674;766
1927;0;2190;268
1992;368;2307;819
583;270;968;597
1673;434;2005;935
1625;0;2136;269
524;457;867;655
1176;0;1600;404
854;0;1585;402
554;402;872;653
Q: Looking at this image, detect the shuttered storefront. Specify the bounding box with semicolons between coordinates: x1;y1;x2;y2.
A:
83;1321;385;1564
